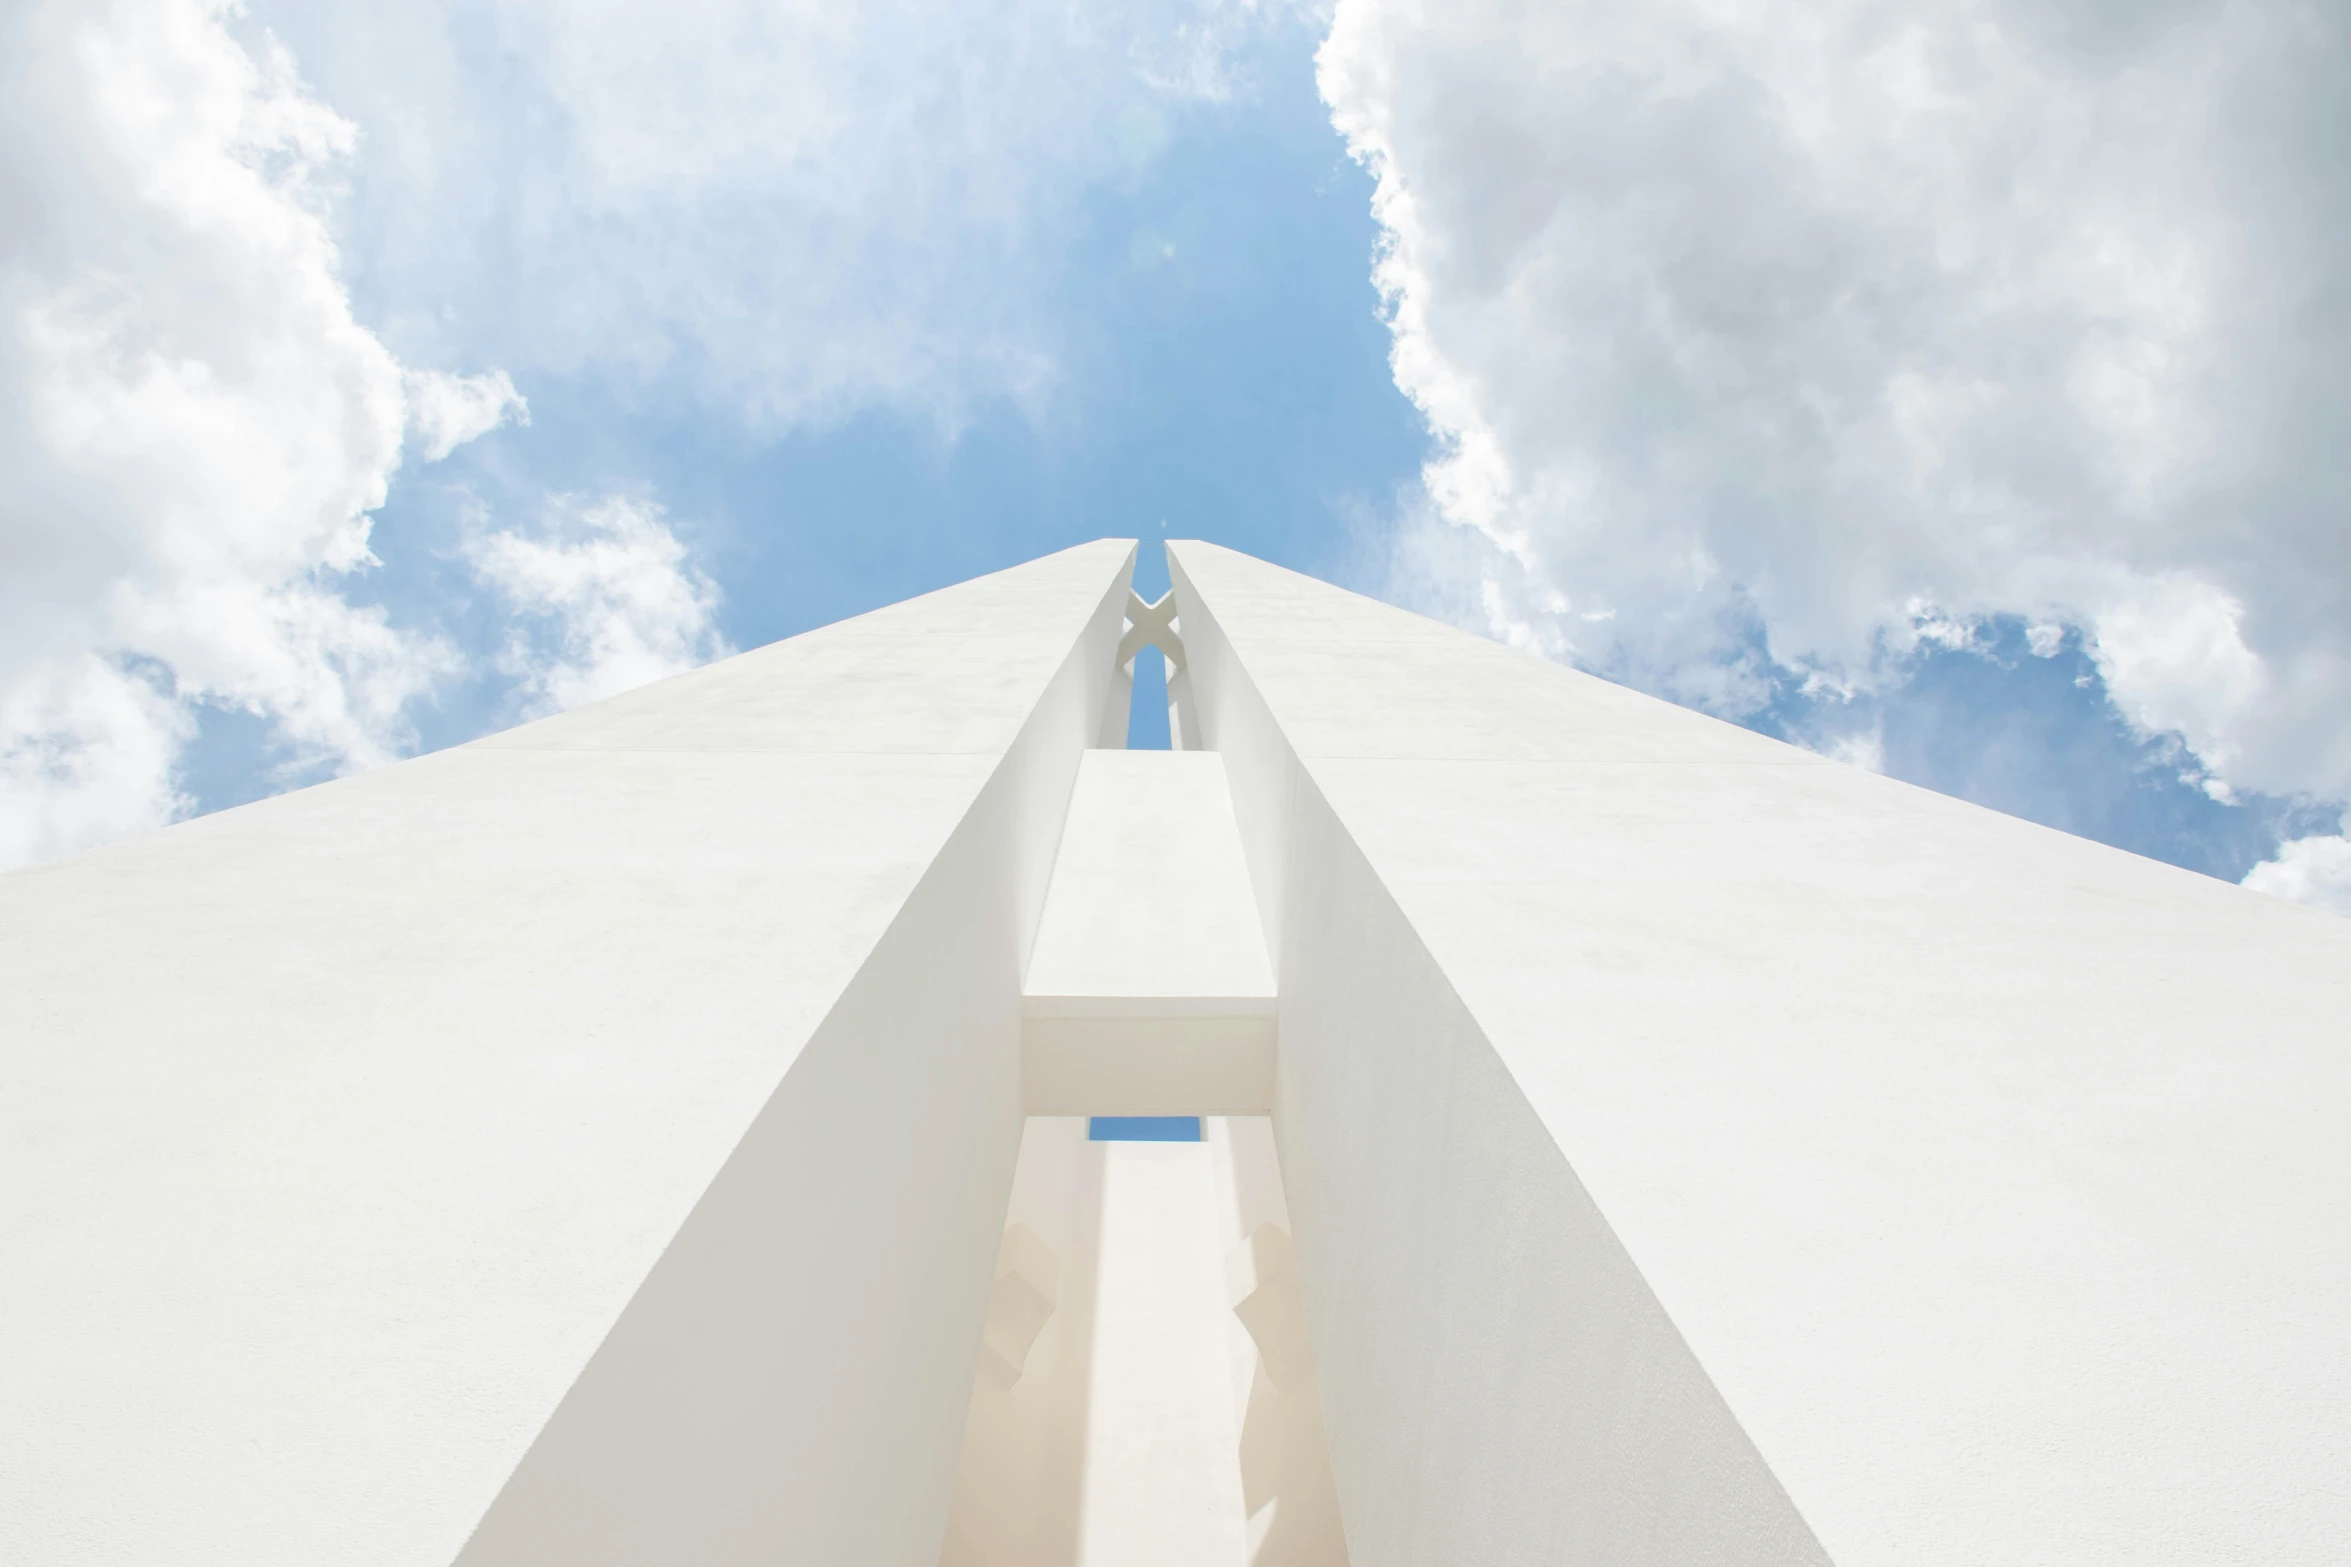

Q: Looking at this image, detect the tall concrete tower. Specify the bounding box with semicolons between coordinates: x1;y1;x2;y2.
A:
4;541;2348;1566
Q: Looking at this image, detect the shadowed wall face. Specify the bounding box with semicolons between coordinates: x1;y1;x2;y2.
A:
937;1116;1347;1567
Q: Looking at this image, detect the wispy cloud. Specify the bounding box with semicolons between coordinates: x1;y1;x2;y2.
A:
255;0;1292;428
406;369;528;463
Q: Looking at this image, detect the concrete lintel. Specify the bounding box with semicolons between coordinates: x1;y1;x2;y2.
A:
1020;993;1278;1021
1023;1016;1276;1115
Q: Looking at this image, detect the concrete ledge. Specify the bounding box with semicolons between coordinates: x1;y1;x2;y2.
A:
1021;993;1278;1020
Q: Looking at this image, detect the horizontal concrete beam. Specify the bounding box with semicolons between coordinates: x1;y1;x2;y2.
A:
1022;1014;1275;1115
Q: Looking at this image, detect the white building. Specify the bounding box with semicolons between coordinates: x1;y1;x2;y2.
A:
3;540;2348;1566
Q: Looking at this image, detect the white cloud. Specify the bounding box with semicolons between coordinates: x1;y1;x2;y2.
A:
406;368;528;462
1320;0;2351;807
1;0;1306;868
468;495;731;716
2244;822;2351;917
0;0;514;867
1821;727;1887;777
0;659;191;871
2085;574;2265;781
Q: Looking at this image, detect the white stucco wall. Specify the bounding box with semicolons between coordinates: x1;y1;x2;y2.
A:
19;532;2343;1566
1169;539;2351;1567
0;541;1135;1566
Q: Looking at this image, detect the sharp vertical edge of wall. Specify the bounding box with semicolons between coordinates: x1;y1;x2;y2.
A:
455;547;1136;1565
0;539;1135;1567
1171;537;2351;1567
1170;542;1827;1566
1166;553;1289;980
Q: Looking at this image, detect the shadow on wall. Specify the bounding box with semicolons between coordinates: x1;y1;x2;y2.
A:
936;1116;1349;1567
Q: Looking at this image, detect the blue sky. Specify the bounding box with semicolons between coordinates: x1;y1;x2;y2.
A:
183;9;1415;788
5;0;2349;910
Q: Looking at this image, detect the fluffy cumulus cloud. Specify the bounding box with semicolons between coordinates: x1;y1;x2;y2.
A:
468;496;731;717
0;0;530;867
1319;0;2351;907
2243;820;2351;916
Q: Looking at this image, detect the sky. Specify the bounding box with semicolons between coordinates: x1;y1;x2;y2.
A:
3;0;2347;915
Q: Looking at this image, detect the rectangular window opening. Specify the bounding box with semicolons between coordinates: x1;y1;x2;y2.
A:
1087;1115;1202;1142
